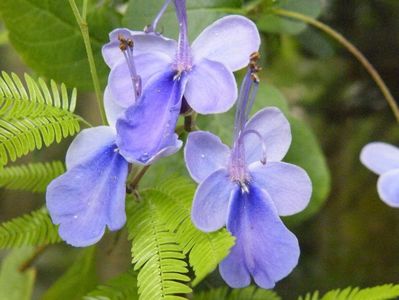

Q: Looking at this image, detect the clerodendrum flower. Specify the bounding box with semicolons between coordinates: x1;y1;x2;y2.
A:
360;142;399;207
46;97;129;247
113;0;261;165
184;54;312;288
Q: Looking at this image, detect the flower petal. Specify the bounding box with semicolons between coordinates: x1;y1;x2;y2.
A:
219;184;299;289
184;58;237;114
244;107;291;164
360;142;399;175
191;15;260;71
250;161;312;216
108;53;173;108
192;169;237;232
66;126;116;170
378;169;399;207
102;28;176;68
104;86;125;129
46;142;128;247
116;70;187;165
184;131;230;183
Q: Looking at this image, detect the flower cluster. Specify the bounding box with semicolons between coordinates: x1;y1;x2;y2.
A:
46;0;312;289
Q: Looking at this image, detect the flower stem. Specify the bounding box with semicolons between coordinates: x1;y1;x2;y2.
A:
19;245;47;272
129;165;151;191
272;8;399;122
69;0;107;125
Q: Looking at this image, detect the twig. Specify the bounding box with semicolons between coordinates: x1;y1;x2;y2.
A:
19;245;47;272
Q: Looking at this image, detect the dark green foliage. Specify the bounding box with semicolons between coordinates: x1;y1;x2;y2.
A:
193;286;281;300
0;161;65;192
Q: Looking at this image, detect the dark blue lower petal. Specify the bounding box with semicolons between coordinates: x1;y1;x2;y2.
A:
219;183;299;288
46;143;128;247
116;70;187;165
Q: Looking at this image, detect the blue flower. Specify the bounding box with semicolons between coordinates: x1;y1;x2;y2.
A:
361;142;399;207
184;55;312;288
46;94;129;247
115;0;261;165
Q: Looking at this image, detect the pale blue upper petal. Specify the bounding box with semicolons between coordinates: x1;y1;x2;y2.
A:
102;28;176;68
66;126;116;170
184;58;237;114
250;161;312;216
219;183;299;289
46;139;128;247
378;169;399;207
191;15;261;71
191;169;237;232
116;70;187;165
104;86;125;129
184;131;230;183
360;142;399;175
244;107;292;164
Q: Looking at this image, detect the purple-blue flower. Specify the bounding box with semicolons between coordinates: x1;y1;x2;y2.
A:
184;55;312;288
114;0;261;165
46;96;129;247
360;142;399;207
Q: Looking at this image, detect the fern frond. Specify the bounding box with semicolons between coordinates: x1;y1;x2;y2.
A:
0;72;84;168
0;207;60;249
127;199;192;300
83;270;138;300
299;284;399;300
194;286;281;300
0;72;77;119
149;177;235;286
0;161;65;192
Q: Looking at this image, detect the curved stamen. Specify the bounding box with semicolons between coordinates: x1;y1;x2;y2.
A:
239;129;267;165
118;35;142;101
173;0;192;72
144;0;171;34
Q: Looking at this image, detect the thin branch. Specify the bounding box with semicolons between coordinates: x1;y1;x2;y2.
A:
19;245;47;272
272;8;399;122
69;0;107;125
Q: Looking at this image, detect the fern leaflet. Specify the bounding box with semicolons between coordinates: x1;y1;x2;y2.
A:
148;177;235;286
84;270;138;300
0;161;64;192
193;286;281;300
0;207;60;249
299;284;399;300
0;71;84;167
127;198;192;300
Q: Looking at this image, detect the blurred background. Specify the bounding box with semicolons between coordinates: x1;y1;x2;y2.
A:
1;0;399;298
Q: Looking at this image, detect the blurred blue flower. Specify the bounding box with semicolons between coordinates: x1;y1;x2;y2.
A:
361;142;399;207
184;55;312;288
115;0;261;165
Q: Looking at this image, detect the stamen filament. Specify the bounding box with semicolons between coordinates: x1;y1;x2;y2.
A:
144;0;171;34
173;0;192;71
240;129;267;164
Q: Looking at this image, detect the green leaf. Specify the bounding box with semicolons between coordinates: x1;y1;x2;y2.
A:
194;286;281;300
144;177;235;286
127;194;192;300
0;161;65;192
84;270;138;300
0;207;60;249
43;247;98;300
0;1;121;90
0;247;36;300
123;0;243;40
299;284;399;300
0;72;82;167
257;0;322;35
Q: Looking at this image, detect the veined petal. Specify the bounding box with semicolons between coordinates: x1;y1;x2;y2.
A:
66;126;116;170
116;70;187;165
184;58;237;114
219;184;299;289
108;53;173;108
192;169;237;232
102;28;177;68
378;169;399;207
360;142;399;175
104;86;125;129
244;107;291;164
250;161;312;216
46;142;128;247
184;131;230;183
191;15;261;71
